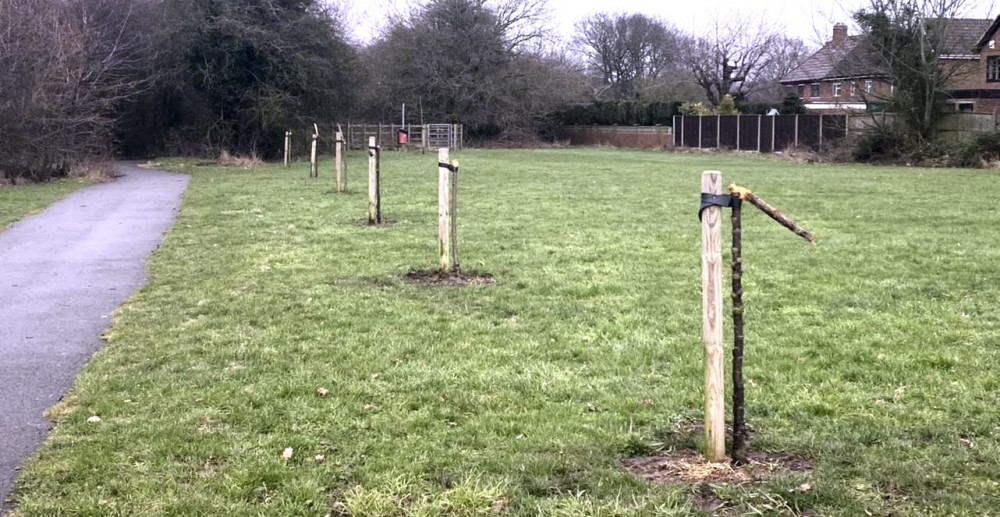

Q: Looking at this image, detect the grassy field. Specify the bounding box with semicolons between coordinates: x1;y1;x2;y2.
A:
10;149;1000;515
0;178;93;229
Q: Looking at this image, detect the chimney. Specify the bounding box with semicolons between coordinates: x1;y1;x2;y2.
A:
832;23;848;44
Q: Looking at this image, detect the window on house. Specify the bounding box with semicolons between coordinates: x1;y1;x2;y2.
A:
956;102;975;112
810;83;820;97
797;85;805;97
864;80;872;94
833;83;842;97
850;82;857;96
991;40;996;50
989;56;1000;82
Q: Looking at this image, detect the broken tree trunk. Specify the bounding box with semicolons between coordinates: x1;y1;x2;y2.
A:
730;190;748;466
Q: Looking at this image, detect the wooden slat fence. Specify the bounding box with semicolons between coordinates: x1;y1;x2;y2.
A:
674;112;997;152
673;115;848;152
556;125;673;148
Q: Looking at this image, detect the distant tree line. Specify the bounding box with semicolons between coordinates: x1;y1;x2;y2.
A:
0;0;815;180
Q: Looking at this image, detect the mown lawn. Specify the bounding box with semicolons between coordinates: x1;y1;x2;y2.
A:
11;149;1000;515
0;178;93;229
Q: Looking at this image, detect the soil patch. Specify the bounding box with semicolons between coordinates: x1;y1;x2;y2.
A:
353;218;397;227
625;420;815;513
404;269;494;286
624;449;813;485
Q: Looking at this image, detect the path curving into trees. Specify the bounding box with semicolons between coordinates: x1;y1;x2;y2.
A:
0;164;189;510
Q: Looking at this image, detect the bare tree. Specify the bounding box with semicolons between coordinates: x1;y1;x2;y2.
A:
686;18;785;106
854;0;982;140
359;0;569;137
749;37;812;103
575;13;685;100
0;0;156;179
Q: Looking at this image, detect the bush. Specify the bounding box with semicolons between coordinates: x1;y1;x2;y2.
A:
853;128;1000;168
852;127;907;162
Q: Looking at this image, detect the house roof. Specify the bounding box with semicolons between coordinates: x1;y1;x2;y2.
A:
942;18;994;54
781;36;883;84
974;16;1000;50
781;16;997;84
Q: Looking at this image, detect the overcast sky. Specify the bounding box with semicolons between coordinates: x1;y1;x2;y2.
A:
345;0;997;48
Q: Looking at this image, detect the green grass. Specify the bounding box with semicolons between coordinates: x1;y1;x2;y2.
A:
0;178;93;229
11;149;1000;515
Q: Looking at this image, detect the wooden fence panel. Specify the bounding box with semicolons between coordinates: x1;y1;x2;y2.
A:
558;125;673;148
759;116;775;152
774;116;797;151
738;116;759;151
700;116;718;149
719;116;739;149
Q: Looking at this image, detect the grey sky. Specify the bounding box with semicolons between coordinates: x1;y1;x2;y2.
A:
345;0;997;48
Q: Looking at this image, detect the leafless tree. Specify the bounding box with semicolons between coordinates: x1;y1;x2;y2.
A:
855;0;985;140
747;37;813;103
0;0;159;179
575;13;685;100
359;0;574;137
686;18;787;106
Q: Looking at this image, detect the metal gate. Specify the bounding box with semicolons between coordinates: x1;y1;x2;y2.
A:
425;124;463;150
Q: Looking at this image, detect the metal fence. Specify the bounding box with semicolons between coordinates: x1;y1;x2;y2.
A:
341;123;463;151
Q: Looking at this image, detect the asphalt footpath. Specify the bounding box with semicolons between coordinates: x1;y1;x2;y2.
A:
0;163;189;511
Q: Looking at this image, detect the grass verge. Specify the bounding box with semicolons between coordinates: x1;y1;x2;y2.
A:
0;178;94;229
10;149;1000;515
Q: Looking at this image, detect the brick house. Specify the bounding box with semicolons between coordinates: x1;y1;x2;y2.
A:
781;17;1000;115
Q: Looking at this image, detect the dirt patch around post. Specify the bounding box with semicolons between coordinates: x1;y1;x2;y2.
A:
623;420;815;514
403;269;494;286
624;449;813;485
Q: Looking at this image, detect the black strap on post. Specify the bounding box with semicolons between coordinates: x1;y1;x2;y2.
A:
699;193;733;221
368;145;377;157
438;162;459;173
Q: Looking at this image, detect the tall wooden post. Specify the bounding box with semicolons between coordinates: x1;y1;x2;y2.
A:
701;170;726;463
335;131;345;192
367;137;381;225
310;124;319;178
283;130;291;167
438;148;452;272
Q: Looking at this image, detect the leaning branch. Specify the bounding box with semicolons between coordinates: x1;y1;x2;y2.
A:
731;184;816;244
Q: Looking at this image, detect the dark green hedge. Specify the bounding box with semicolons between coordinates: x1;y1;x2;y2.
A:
552;101;681;126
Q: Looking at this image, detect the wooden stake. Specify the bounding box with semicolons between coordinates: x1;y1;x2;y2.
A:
367;137;381;225
730;192;748;466
438;148;452;272
310;124;319;178
701;170;726;463
450;157;460;271
284;130;291;167
335;130;344;192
